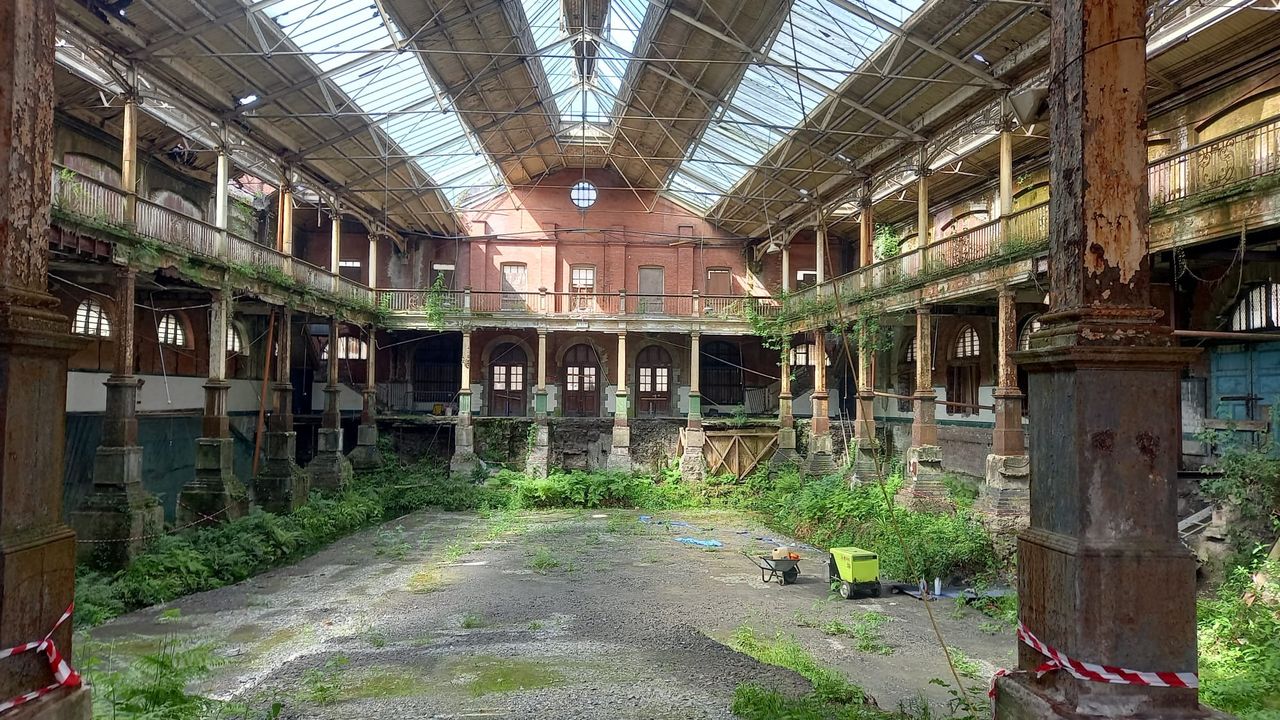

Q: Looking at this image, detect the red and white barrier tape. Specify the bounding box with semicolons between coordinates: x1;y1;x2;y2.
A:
990;621;1197;698
0;603;82;715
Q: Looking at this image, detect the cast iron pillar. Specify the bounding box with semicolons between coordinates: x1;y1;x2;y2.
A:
859;186;873;267
849;325;879;482
679;331;706;480
255;309;307;512
771;339;801;469
525;329;550;478
307;317;353;491
806;330;836;476
981;287;1030;524
451;329;480;477
178;289;247;527
70;266;163;567
0;0;92;711
347;324;383;470
902;306;944;500
607;331;633;471
992;0;1209;715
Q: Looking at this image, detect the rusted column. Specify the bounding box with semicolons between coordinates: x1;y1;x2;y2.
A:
993;0;1205;715
307;317;352;491
121;91;138;226
180;289;246;526
679;331;706;480
850;322;879;482
255;308;307;511
348;324;383;470
859;190;874;266
534;329;548;418
70;267;163;566
608;331;632;470
772;340;800;468
450;329;478;476
992;288;1025;456
805;330;835;476
814;213;827;285
329;211;341;293
999;129;1014;219
916;161;930;250
902;306;944;498
0;0;92;711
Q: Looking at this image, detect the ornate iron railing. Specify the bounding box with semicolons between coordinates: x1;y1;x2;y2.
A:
376;288;778;323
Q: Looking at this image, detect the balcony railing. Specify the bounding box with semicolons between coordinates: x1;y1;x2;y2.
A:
801;117;1280;318
50;163;374;307
377;288;781;323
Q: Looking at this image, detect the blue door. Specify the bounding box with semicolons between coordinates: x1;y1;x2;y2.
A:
1209;342;1280;451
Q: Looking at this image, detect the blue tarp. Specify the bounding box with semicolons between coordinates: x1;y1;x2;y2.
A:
674;537;722;548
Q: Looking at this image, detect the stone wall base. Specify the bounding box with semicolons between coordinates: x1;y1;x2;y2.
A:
347;423;384;470
525;424;550;478
679;428;706;481
849;441;880;484
178;438;248;527
992;669;1224;720
896;445;946;504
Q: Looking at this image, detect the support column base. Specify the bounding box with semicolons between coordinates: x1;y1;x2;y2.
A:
254;431;309;514
978;454;1031;528
4;685;92;720
806;433;836;477
993;658;1227;720
178;438;248;528
769;428;803;470
346;423;385;470
607;426;632;472
451;420;484;479
679;428;706;481
848;440;881;484
307;428;353;492
525;423;550;479
69;446;164;568
897;445;946;503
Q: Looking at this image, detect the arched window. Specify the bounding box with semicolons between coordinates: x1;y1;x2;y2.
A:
947;324;980;416
898;337;917;412
904;337;916;363
1018;315;1043;350
226;326;243;355
320;336;368;360
1230;284;1280;331
73;299;111;337
953;325;980;358
156;313;186;347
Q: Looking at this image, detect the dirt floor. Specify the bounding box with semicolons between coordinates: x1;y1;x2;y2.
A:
84;507;1015;719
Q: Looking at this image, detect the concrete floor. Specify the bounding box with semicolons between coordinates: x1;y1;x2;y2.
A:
84;507;1014;719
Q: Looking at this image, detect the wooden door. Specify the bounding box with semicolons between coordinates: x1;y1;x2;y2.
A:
636;345;672;416
563;343;601;417
488;342;527;416
638;266;664;314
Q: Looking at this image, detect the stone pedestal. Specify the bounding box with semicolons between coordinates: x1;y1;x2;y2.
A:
525;422;550;478
347;423;385;470
69;446;164;568
769;427;803;470
978;453;1030;526
178;438;248;527
307;427;353;492
451;418;481;478
255;431;308;514
606;425;632;472
898;444;946;503
679;427;706;481
806;431;836;476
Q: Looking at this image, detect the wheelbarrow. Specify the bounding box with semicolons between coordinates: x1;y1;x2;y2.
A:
751;554;800;585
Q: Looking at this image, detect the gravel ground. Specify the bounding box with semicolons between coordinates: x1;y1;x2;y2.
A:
86;507;1014;719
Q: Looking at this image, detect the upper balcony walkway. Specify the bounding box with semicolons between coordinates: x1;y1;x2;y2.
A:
786;116;1280;326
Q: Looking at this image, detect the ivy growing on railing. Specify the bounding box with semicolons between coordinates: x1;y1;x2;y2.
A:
875;223;901;259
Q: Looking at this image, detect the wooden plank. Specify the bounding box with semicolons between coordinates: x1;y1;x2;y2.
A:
1201;418;1269;432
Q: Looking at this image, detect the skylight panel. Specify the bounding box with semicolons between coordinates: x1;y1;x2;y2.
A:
258;0;507;211
666;0;925;214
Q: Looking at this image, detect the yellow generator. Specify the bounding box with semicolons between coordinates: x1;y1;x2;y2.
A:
828;547;881;599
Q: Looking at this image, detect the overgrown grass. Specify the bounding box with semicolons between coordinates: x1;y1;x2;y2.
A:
1198;553;1280;719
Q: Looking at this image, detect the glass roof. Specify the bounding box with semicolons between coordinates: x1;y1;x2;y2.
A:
665;0;923;212
259;0;506;207
518;0;651;135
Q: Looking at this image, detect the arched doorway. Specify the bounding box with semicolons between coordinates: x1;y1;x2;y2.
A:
488;342;527;417
563;343;602;417
702;340;744;407
414;337;460;409
635;345;672;416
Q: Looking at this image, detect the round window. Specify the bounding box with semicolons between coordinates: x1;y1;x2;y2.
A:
570;180;597;209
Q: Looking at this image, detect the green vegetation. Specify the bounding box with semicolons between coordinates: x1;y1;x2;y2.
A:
1198;553;1280;719
875;224;902;260
527;547;562;573
460;613;488;629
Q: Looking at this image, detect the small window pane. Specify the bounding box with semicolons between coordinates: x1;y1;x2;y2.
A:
639;367;651;392
953;325;979;359
157;313;186;347
583;366;597;391
905;338;916;363
567;366;580;391
655;367;668;392
227;327;243;355
73;299;111;337
510;365;524;390
494;365;507;390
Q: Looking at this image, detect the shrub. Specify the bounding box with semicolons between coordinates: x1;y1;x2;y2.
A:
1198;552;1280;719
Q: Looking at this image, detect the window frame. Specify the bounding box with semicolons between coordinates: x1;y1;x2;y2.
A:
156;313;187;347
72;299;112;338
